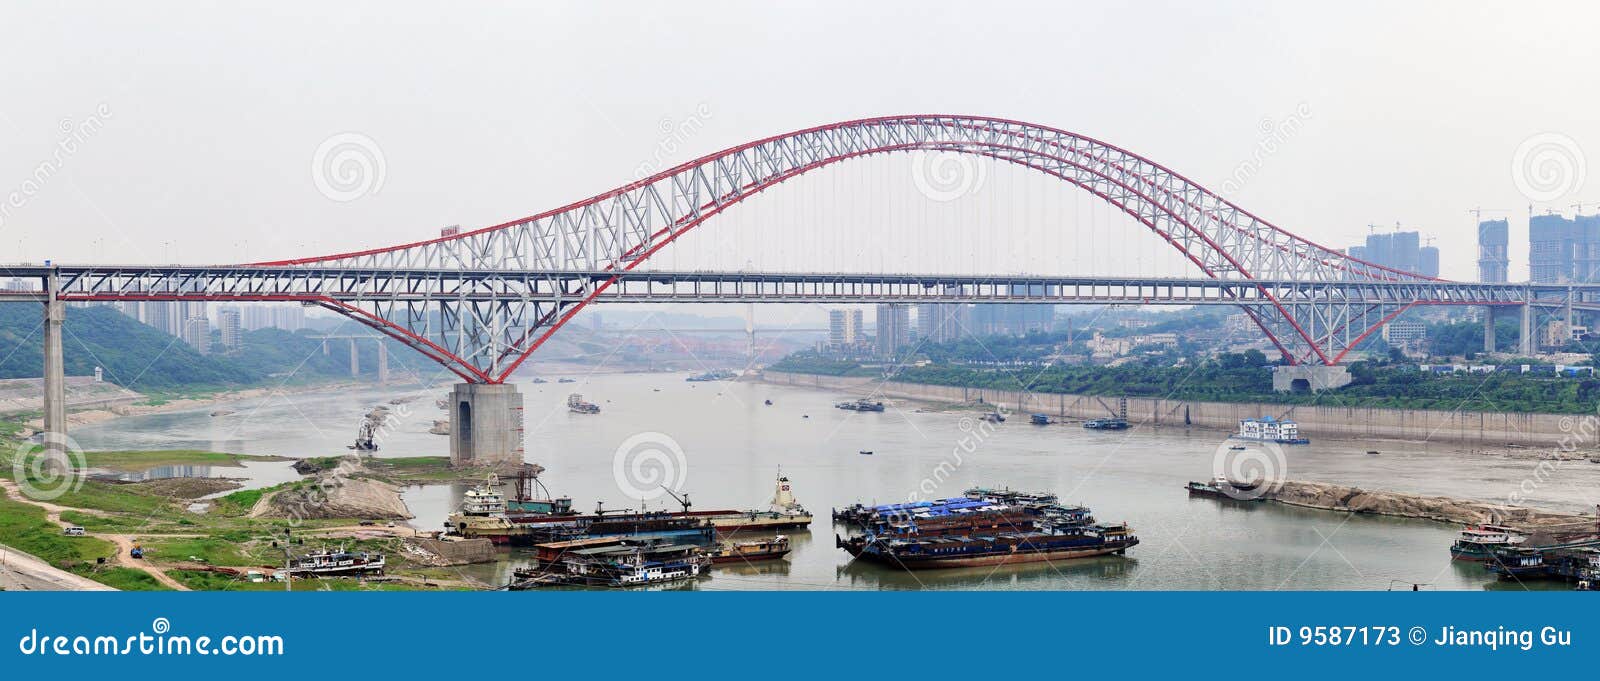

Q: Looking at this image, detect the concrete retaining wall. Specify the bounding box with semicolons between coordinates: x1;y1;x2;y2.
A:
761;371;1586;446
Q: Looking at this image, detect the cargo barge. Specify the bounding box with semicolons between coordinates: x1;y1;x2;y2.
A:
835;399;886;412
448;471;811;545
839;523;1138;569
834;485;1134;569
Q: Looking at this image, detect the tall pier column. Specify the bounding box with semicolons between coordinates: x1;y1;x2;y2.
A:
42;271;67;460
376;342;389;383
448;383;524;469
1482;307;1496;353
1520;304;1534;355
348;339;359;377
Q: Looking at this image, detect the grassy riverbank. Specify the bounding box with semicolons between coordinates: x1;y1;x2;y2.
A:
0;421;479;591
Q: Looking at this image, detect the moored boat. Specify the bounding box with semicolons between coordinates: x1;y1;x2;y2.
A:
705;535;791;564
1449;524;1526;562
838;522;1137;569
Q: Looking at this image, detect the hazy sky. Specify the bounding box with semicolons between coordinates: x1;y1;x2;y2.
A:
2;1;1597;282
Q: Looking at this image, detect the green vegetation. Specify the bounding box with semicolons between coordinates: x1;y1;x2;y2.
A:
0;304;405;391
70;566;170;591
211;487;266;517
0;490;115;566
775;348;1600;414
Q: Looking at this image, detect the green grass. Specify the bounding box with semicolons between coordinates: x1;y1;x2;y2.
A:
140;537;252;566
169;569;429;592
211;487;266;516
71;565;171;591
48;479;175;515
0;490;115;567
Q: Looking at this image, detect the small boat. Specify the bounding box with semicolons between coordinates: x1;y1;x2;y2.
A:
764;399;773;406
1367;450;1380;456
558;377;577;384
835;399;886;412
705;535;792;564
859;450;873;456
1030;414;1049;425
1228;445;1246;451
566;393;601;414
531;377;548;384
1083;418;1129;430
802;415;809;419
980;411;1005;423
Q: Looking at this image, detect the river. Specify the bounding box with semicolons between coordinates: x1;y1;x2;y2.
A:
72;372;1596;591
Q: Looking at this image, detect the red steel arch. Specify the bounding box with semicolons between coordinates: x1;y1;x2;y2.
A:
257;116;1434;382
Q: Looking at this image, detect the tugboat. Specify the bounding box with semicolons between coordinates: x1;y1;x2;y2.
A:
531;377;548;384
567;393;601;414
557;377;577;384
1449;524;1526;561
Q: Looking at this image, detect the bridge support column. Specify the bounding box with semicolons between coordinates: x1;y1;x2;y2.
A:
376;342;388;383
349;339;359;377
448;383;524;469
42;275;68;460
1483;307;1496;353
1520;304;1534;355
1271;365;1352;393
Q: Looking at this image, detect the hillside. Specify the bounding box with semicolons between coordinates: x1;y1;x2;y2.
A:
0;304;400;391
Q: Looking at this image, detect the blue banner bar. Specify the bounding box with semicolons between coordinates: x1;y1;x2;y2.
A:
3;592;1594;678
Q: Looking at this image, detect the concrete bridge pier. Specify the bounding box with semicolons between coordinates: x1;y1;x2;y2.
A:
1482;307;1496;353
1520;304;1533;355
448;383;524;469
1271;365;1352;393
42;272;68;460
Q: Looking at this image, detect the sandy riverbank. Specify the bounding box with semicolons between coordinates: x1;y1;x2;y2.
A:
21;381;367;431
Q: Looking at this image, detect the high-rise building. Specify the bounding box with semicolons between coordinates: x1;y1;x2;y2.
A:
218;308;243;351
827;308;864;349
874;304;911;358
1347;229;1427;275
180;315;210;354
916;302;969;344
970;287;1054;337
271;304;306;332
1418;245;1440;278
143;302;173;337
1530;213;1571;283
1477;218;1509;283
